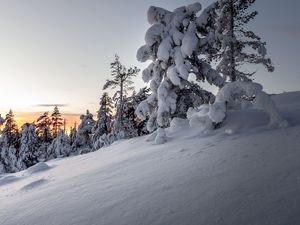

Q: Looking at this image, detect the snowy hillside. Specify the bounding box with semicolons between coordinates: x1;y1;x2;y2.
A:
1;91;300;225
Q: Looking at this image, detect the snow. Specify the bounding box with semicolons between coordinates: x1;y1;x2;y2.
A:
1;91;300;225
181;32;199;57
189;82;288;131
145;24;165;46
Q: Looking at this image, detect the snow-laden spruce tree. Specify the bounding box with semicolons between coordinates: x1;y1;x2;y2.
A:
212;0;274;82
1;110;19;148
51;106;63;138
0;111;20;173
104;55;140;139
0;144;20;173
131;87;150;136
92;92;113;149
0;114;4;127
69;123;77;147
47;130;71;159
19;123;39;169
36;112;53;161
72;110;95;154
136;3;224;143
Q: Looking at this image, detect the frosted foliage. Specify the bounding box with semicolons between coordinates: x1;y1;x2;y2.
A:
212;0;274;81
19;124;39;169
188;82;288;131
137;45;152;62
167;66;181;86
186;2;202;14
155;127;167;144
137;2;225;141
145;24;165;46
181;32;199;57
48;131;71;159
157;81;177;127
0;114;4;126
147;6;172;25
0;146;20;173
157;37;172;61
135;100;150;121
73;111;95;153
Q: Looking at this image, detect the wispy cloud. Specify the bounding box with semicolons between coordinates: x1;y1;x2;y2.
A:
33;104;69;107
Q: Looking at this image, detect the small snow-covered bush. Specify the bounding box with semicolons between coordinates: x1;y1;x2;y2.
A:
188;81;289;131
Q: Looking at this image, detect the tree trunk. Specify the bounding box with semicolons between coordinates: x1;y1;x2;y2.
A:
229;0;236;82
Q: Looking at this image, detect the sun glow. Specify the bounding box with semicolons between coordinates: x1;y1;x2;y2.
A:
0;111;81;132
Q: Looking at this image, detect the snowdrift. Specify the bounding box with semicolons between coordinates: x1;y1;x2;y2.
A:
0;91;300;225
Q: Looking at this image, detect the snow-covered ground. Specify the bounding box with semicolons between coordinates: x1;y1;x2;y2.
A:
1;91;300;225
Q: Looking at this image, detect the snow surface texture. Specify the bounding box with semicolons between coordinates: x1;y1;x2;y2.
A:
188;81;288;132
0;92;300;225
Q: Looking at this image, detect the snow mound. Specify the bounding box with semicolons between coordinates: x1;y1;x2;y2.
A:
20;178;48;192
24;162;52;175
188;82;289;132
0;175;21;186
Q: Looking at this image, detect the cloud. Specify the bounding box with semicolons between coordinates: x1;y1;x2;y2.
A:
33;104;69;107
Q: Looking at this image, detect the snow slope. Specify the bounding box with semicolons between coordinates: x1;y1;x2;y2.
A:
1;92;300;225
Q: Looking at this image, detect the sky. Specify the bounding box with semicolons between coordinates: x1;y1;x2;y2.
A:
0;0;299;128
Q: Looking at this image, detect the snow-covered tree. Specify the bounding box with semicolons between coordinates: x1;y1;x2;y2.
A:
0;114;5;128
36;112;52;141
69;122;77;146
92;92;113;149
19;123;39;169
2;110;19;147
72;110;95;154
36;112;52;161
0;145;20;173
136;3;224;141
51;106;63;137
104;55;140;137
211;0;274;82
47;130;71;159
131;87;150;136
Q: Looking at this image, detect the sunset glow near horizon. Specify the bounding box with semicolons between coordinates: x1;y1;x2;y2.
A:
0;0;300;129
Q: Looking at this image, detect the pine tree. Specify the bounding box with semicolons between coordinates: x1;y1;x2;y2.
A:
103;55;140;137
36;112;52;160
131;87;150;136
213;0;274;82
92;92;113;148
136;3;224;139
0;114;5;128
0;111;20;173
51;106;63;137
47;130;71;159
69;122;77;146
2;110;19;147
19;123;39;169
72;110;95;154
0;145;19;173
36;112;52;141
